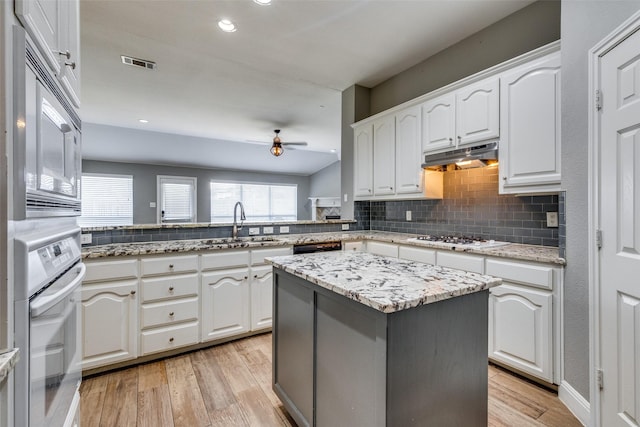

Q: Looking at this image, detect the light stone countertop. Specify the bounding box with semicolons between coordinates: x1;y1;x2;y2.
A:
82;230;565;265
0;349;19;383
267;251;502;313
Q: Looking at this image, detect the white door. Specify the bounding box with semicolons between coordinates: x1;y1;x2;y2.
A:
421;93;455;152
201;269;250;341
353;124;373;197
395;106;423;194
456;77;500;147
599;25;640;427
372;116;395;195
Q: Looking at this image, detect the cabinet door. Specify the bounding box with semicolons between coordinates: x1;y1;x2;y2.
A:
456;77;499;146
372;116;395;195
15;0;62;74
489;284;553;382
251;265;274;331
437;251;484;274
421;93;456;152
81;280;138;370
395;106;423;194
365;241;398;258
201;269;250;341
57;0;81;107
499;52;561;194
354;124;374;197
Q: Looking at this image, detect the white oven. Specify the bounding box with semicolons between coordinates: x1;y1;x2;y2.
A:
13;25;82;219
14;225;85;427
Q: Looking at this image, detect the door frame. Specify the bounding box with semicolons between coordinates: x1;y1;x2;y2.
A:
588;9;640;427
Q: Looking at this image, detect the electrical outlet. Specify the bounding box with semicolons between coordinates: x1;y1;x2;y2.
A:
280;226;290;234
249;227;260;235
546;212;559;228
341;224;349;231
263;226;274;234
343;193;348;202
406;210;412;221
81;233;92;245
149;201;156;208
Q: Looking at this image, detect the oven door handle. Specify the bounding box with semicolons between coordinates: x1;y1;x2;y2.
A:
30;263;86;317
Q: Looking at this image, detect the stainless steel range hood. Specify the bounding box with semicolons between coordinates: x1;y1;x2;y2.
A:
422;141;499;169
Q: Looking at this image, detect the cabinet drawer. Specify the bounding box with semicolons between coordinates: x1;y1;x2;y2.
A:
486;259;554;290
141;273;198;302
85;259;138;283
399;246;436;265
437;252;484;274
141;321;199;356
201;250;249;271
365;241;398;258
141;254;198;276
343;241;363;252
251;247;292;265
140;297;199;329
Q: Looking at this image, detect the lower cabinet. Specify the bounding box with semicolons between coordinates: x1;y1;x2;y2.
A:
251;265;275;331
201;268;251;342
81;279;138;370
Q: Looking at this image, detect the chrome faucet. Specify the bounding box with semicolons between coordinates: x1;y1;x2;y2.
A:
232;201;246;240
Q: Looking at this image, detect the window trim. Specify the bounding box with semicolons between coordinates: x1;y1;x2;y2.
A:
79;172;134;227
157;175;198;224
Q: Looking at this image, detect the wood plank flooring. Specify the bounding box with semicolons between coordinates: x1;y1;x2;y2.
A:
80;333;582;427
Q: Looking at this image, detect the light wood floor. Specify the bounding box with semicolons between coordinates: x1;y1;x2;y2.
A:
80;333;582;427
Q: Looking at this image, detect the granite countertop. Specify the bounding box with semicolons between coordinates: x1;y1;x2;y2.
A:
0;349;19;383
267;251;502;313
82;230;565;265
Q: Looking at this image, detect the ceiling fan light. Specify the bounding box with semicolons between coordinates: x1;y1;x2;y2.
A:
270;142;284;157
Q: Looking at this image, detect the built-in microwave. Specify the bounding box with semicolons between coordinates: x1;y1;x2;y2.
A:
13;26;82;219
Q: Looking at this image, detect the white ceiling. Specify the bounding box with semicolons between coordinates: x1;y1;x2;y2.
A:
80;0;533;175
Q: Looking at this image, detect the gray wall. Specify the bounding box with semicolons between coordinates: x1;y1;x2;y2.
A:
83;160;312;224
561;0;640;402
370;1;561;114
309;161;341;198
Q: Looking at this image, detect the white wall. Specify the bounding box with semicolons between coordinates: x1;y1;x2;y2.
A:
561;0;640;402
309;161;340;197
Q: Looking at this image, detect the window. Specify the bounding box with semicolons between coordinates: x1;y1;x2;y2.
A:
158;176;197;223
210;181;297;223
78;173;133;227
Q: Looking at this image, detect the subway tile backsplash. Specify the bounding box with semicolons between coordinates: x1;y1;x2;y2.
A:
355;166;564;248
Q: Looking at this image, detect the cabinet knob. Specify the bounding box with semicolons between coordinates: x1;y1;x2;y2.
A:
55;50;71;59
503;176;507;181
169;264;174;269
169;286;174;292
448;137;453;143
244;276;248;280
64;61;76;70
457;136;461;142
415;184;419;188
254;274;258;278
169;337;174;343
390;187;393;190
130;290;136;295
169;312;175;317
368;189;371;193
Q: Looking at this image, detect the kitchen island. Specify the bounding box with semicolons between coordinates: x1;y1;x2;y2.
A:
267;251;502;427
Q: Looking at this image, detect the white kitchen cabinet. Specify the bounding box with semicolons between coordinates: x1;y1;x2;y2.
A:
455;77;500;147
499;51;561;194
437;251;484;274
201;268;250;342
395;106;424;194
81;279;138;370
364;241;398;258
343;241;364;252
354;124;374;197
141;253;198;276
16;0;81;107
372;116;396;196
421;93;456;152
250;247;292;331
398;245;436;265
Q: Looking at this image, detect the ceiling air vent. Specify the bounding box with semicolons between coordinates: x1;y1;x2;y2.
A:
121;55;156;70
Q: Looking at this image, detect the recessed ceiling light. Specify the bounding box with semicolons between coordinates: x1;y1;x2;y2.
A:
218;19;237;32
138;119;149;123
253;0;271;5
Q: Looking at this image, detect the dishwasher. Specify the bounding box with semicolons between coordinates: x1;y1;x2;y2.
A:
292;241;342;254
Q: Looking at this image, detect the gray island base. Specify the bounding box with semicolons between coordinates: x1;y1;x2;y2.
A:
267;252;501;427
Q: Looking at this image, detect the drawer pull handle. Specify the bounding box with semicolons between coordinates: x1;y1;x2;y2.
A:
169;312;175;317
130;290;136;295
169;264;174;269
169;286;174;292
169;337;174;343
244;276;248;280
254;274;258;278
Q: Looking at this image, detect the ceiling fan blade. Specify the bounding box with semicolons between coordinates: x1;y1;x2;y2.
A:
245;139;271;145
282;142;308;146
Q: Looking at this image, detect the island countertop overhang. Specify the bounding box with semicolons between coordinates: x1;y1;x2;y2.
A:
267;251;502;314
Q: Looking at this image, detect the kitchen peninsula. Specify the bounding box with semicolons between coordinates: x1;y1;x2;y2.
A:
267;251;502;427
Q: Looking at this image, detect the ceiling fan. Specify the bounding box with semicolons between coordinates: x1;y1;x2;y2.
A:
247;129;308;157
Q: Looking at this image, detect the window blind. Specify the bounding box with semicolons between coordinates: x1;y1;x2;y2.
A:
160;177;196;223
210;182;297;223
78;174;133;227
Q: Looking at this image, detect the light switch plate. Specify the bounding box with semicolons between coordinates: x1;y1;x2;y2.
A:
249;227;260;235
149;201;156;208
341;224;349;231
81;233;92;244
263;226;274;234
546;212;559;228
280;226;290;233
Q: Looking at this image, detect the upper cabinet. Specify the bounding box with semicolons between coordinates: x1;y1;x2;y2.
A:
354;124;374;197
395;106;423;194
16;0;81;107
499;51;561;194
372;115;396;196
421;93;456;152
455;77;500;147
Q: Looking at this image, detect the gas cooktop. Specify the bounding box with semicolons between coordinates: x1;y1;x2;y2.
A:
407;235;510;248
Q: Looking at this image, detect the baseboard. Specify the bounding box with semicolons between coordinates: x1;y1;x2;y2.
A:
559;381;590;426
